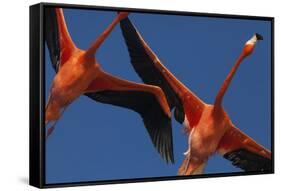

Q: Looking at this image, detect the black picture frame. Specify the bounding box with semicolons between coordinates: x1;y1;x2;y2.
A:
30;2;274;188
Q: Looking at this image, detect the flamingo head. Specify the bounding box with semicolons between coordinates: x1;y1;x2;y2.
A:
243;33;263;57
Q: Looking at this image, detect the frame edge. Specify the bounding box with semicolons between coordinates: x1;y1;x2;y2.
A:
29;3;44;188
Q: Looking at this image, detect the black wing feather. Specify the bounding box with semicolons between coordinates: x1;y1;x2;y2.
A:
224;149;272;172
85;90;174;163
45;7;60;72
120;18;185;123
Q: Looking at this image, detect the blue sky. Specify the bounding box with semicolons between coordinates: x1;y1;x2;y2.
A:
45;8;272;184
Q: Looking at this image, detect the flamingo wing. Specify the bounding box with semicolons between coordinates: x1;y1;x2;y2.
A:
85;71;174;163
218;124;272;172
120;18;205;126
45;7;76;72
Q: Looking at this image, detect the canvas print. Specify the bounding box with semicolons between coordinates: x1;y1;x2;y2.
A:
42;5;272;185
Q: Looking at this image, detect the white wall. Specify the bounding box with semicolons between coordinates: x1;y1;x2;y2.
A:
0;0;279;190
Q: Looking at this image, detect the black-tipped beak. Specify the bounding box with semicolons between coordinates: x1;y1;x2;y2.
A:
255;33;263;40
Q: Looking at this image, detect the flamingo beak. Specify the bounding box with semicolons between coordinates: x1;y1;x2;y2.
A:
255;33;263;40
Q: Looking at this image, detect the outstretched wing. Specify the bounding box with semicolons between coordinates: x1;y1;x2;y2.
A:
218;124;272;172
120;18;205;126
44;7;76;72
85;71;174;163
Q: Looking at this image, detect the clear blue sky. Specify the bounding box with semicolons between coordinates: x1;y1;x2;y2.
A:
45;8;272;184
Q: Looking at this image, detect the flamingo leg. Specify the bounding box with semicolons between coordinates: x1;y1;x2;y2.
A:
178;153;206;175
45;98;61;124
45;90;69;138
46;106;68;138
85;12;129;57
192;162;206;174
178;150;190;175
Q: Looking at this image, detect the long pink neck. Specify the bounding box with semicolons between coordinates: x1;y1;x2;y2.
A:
214;52;246;111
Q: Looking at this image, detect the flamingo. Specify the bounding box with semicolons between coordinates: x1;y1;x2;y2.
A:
44;8;174;163
120;18;271;174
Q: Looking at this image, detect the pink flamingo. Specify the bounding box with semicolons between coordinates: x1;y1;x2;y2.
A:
120;17;271;174
44;8;174;163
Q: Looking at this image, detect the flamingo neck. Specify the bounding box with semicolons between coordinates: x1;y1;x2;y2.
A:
214;52;246;111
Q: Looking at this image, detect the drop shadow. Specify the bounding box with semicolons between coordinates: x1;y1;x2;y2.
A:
18;176;29;185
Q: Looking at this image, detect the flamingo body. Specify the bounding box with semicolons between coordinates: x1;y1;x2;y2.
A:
187;105;229;157
46;50;98;121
